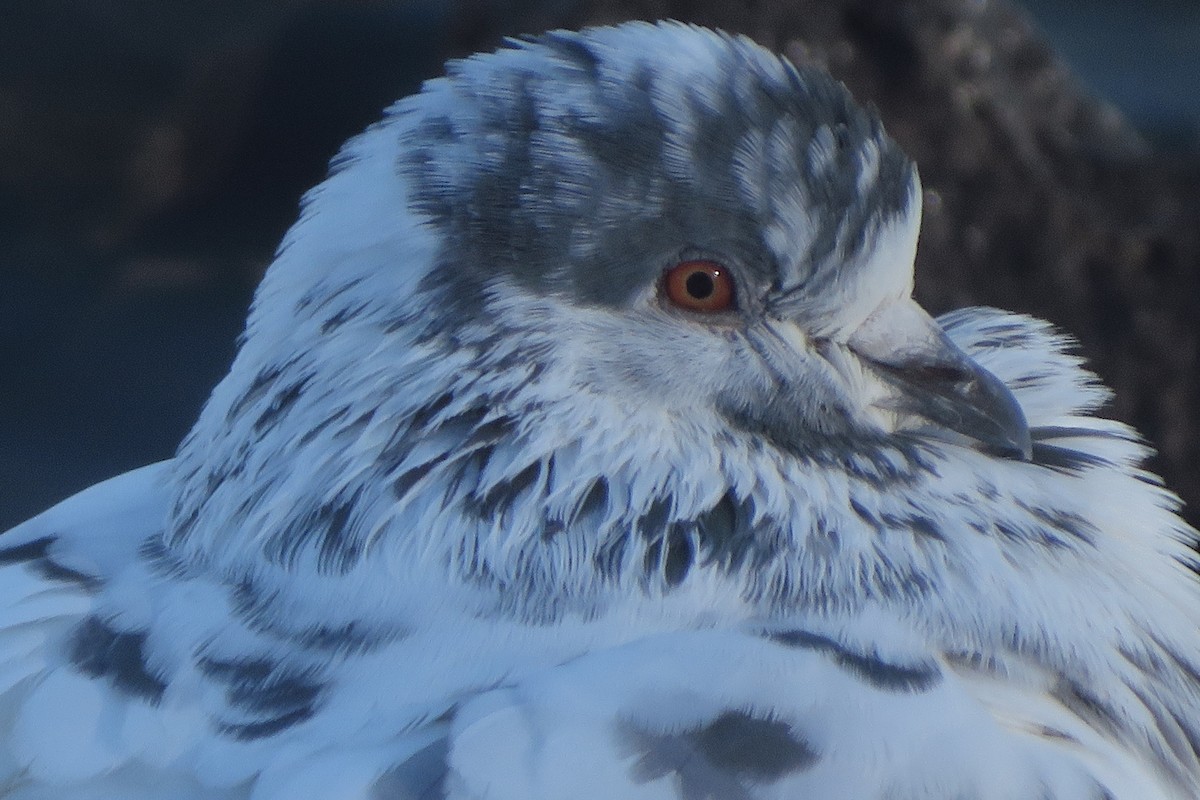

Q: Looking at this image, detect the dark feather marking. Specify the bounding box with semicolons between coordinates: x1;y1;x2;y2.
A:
469;461;542;519
580;478;609;516
620;711;818;800
320;301;371;334
70;617;167;704
637;499;671;542
408;115;459;152
943;650;1002;676
628;496;676;573
227;575;397;654
447;411;516;479
228;365;282;420
392;459;443;501
1015;501;1098;546
662;528;694;587
200;657;322;714
0;536;54;564
718;400;926;490
1051;679;1124;737
170;505;201;544
849;498;879;527
968;338;1016;350
480;346;549;396
1121;676;1200;773
290;620;388;653
627;492;785;583
403;28;911;313
139;533;199;580
904;514;945;541
297;405;353;447
994;519;1070;550
879;512;944;542
261;486;366;573
403;410;513;501
1032;724;1079;744
687;712;818;777
993;522;1022;542
0;535;102;589
444;447;496;510
314;490;364;573
1122;643;1200;779
204;455;247;496
768;629;941;692
253;374;314;432
337;409;377;441
1030;442;1109;474
380;398;480;489
1118;643;1166;678
1135;472;1169;489
382;310;418;336
226;359;296;423
461;414;517;448
200;655;324;740
594;497;668;578
697;492;760;569
1168;707;1200;774
642;524;695;587
1148;633;1200;688
550;478;608;535
295;276;365;313
408;392;455;432
538;30;602;79
229;576;281;632
842;444;928;491
1032;425;1130;442
218;708;315;741
877;560;933;602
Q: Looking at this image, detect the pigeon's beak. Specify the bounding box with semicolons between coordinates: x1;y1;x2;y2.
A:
846;299;1032;460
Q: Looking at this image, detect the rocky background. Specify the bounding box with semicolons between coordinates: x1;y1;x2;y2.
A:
2;0;1198;529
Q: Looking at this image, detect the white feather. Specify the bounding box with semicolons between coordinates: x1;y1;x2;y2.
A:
2;21;1198;800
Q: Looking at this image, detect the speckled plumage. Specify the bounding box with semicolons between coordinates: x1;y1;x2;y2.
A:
2;21;1199;800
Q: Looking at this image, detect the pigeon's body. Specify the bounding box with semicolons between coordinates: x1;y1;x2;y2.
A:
2;22;1198;800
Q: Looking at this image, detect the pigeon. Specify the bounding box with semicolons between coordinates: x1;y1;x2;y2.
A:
2;20;1199;800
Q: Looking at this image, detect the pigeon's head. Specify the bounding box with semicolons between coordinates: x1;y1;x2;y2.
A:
173;22;1053;615
263;21;1023;457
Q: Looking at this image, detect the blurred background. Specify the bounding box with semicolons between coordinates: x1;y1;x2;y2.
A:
2;0;1198;530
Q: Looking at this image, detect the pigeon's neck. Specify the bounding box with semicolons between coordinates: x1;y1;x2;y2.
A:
171;309;1200;644
167;306;1200;789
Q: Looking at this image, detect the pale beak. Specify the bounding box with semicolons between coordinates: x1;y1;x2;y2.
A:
847;300;1032;460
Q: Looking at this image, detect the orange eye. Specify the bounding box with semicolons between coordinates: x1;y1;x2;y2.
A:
663;260;735;312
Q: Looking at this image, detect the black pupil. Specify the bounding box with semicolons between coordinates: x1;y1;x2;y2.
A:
685;270;715;299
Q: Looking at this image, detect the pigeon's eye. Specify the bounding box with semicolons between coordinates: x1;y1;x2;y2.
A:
663;260;735;312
